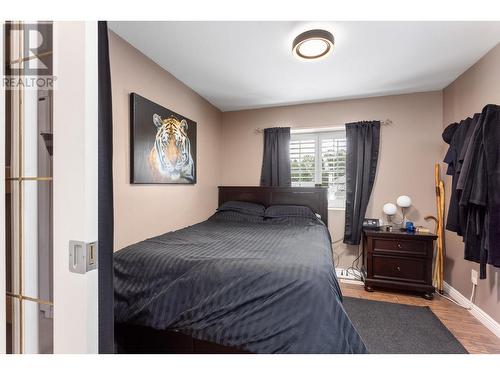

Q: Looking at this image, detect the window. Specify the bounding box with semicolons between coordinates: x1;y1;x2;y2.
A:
290;130;347;208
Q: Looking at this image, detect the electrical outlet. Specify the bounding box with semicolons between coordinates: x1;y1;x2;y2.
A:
471;269;478;286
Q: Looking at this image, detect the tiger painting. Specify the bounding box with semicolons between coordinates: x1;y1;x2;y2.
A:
148;113;195;183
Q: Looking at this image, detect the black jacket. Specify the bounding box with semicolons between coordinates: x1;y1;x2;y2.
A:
454;104;500;278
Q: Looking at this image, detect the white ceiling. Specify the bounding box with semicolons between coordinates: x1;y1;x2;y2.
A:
108;21;500;112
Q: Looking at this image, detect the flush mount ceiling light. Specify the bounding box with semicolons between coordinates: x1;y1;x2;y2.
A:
292;29;334;60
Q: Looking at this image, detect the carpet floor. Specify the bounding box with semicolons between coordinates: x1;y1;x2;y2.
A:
343;296;468;354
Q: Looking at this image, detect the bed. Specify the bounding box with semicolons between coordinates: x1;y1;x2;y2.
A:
114;186;367;354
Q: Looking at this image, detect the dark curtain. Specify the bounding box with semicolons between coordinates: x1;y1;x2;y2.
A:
260;127;291;187
344;121;380;245
98;21;114;354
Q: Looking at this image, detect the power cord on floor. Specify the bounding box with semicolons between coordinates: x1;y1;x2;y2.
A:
331;239;365;282
331;238;342;267
436;284;475;310
355;244;365;279
344;243;364;281
332;251;340;268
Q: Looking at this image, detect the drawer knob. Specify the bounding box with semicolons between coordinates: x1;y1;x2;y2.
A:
397;243;402;249
397;266;401;271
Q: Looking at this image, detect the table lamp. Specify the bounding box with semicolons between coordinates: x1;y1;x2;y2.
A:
396;195;412;225
383;202;397;225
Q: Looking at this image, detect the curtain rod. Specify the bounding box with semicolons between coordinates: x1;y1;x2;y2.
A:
254;119;392;134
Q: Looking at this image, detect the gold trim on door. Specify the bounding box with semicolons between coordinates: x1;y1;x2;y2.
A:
6;177;53;181
6;292;53;306
17;20;25;354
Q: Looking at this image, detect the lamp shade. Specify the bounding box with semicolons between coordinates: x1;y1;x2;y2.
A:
397;195;412;208
383;203;397;215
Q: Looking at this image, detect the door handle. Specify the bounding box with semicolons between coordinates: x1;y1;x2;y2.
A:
69;241;98;274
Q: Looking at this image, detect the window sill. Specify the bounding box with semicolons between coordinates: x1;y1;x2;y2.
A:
328;207;345;211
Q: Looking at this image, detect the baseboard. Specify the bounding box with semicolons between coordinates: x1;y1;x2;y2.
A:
443;281;500;338
339;278;364;286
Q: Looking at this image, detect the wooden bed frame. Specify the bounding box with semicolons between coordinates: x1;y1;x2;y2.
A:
218;186;328;226
115;186;329;354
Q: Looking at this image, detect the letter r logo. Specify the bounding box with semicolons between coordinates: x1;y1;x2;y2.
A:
6;23;53;76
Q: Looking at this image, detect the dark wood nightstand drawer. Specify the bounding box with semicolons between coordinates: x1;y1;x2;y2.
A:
372;238;426;256
363;230;436;299
372;255;426;283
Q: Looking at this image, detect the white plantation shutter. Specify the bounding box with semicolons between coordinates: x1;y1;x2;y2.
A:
290;130;347;208
320;134;347;208
290;135;316;187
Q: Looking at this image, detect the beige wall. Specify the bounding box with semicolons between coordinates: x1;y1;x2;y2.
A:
109;31;223;250
221;91;444;267
443;43;500;323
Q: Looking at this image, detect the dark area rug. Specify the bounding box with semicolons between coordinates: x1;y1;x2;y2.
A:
343;296;468;354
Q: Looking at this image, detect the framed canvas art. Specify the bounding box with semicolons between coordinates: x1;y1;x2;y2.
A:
130;93;197;184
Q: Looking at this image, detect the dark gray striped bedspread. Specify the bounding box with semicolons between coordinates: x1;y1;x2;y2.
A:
114;212;367;354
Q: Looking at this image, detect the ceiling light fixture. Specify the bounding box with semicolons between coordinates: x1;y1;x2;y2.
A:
292;29;334;60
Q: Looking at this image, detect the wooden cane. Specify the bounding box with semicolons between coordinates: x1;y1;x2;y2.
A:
433;164;440;287
438;180;445;293
433;164;445;292
425;215;439;287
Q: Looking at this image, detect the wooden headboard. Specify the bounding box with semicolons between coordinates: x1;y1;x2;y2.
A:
218;186;329;226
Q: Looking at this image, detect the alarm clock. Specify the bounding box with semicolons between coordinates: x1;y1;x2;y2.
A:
362;218;381;230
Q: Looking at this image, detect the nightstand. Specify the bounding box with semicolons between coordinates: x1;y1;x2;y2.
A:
363;229;437;299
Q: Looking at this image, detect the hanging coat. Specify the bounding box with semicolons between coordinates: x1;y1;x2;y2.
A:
443;117;477;235
482;105;500;270
456;104;500;279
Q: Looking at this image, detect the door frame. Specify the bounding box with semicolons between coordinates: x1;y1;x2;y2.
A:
52;21;98;353
1;21;6;355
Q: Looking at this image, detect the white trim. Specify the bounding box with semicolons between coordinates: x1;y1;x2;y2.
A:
53;21;98;354
84;20;99;355
443;281;500;339
339;279;364;286
292;126;346;134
